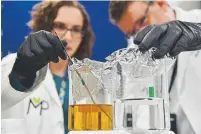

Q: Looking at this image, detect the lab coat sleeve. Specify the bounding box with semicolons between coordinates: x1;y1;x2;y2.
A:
1;53;48;111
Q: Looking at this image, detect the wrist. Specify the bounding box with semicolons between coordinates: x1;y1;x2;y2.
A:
9;70;36;92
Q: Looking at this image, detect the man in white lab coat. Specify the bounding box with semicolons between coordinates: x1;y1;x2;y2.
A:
109;1;201;134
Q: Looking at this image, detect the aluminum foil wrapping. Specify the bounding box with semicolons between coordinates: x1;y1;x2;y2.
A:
68;46;175;102
105;47;162;73
103;46;175;99
68;58;107;103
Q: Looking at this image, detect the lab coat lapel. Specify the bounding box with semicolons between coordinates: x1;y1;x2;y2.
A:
179;51;201;134
174;8;201;133
43;67;61;106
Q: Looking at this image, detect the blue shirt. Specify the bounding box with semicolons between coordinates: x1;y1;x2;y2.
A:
52;73;69;134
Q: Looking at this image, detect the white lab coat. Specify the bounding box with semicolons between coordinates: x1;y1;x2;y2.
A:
169;7;201;134
1;53;48;134
1;53;108;134
1;53;64;134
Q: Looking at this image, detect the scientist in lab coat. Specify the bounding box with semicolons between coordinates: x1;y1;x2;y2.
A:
1;1;95;134
109;1;201;134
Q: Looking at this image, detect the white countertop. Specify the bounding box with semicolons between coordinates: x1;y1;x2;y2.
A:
68;130;175;134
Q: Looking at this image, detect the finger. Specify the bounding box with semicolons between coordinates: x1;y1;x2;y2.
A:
59;50;67;60
153;25;182;59
36;31;61;63
169;35;187;57
54;40;67;60
35;32;58;62
138;24;168;52
134;24;155;45
61;40;67;47
23;35;34;58
153;45;169;59
43;31;61;48
35;31;54;54
49;55;59;63
43;31;67;60
58;40;67;60
30;34;44;57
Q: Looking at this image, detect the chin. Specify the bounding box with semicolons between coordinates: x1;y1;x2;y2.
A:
66;49;71;55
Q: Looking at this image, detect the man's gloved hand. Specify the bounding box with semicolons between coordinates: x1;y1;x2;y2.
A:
12;30;67;77
133;20;201;59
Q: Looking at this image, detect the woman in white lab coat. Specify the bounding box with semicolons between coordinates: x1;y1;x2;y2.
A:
108;1;201;134
1;1;95;134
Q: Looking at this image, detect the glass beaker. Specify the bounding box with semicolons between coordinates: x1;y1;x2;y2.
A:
67;59;113;131
108;48;173;132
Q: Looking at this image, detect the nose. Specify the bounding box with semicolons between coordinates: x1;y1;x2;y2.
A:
64;30;73;43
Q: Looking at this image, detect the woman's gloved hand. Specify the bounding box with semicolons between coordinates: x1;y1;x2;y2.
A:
12;30;67;77
133;20;201;59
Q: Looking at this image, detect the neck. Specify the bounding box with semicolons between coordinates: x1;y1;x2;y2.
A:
49;59;69;77
168;7;176;20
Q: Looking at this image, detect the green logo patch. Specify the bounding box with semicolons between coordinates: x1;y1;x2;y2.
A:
33;97;41;105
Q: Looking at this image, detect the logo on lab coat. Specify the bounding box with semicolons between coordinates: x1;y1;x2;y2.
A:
27;97;49;115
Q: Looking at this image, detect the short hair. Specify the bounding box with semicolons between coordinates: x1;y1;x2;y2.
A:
109;1;153;24
27;1;95;60
109;1;132;24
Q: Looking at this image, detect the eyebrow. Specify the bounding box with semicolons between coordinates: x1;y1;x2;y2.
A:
54;21;83;28
73;25;83;29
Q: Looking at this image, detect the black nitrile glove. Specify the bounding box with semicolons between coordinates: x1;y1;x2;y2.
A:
10;30;67;90
134;20;201;59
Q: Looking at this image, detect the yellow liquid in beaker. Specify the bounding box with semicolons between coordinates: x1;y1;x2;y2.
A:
68;104;113;131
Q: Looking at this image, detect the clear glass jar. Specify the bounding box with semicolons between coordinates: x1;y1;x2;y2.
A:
103;47;174;133
68;59;113;131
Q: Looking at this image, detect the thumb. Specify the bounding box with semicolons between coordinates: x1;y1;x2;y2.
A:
58;40;67;60
61;40;67;47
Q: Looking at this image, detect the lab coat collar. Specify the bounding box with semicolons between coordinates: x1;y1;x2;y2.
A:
172;6;201;22
172;7;186;21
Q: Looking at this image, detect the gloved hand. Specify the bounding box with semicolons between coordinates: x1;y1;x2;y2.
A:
12;30;67;77
133;20;201;59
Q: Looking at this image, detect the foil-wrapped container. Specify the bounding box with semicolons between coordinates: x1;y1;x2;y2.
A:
68;46;174;131
103;46;175;99
68;46;175;102
68;58;110;103
105;46;174;131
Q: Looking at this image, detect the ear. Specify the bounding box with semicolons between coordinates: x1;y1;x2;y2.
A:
153;1;169;11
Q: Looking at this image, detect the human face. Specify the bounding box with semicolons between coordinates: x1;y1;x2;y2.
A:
52;6;84;57
117;1;174;37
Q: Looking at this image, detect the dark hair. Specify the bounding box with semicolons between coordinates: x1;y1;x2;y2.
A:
109;1;132;24
109;1;153;24
27;1;95;60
